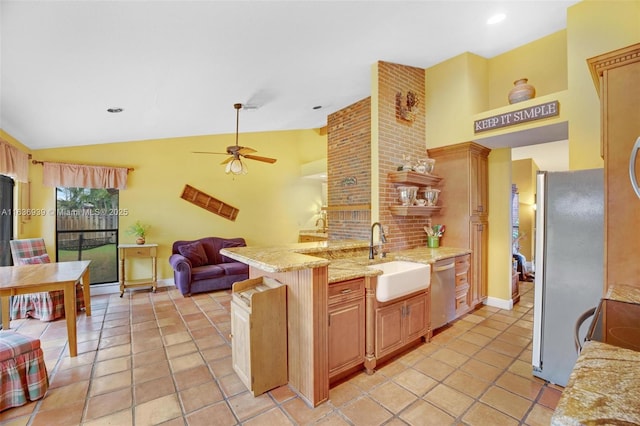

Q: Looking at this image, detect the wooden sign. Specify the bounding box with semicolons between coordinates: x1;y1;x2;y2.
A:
180;184;239;221
474;100;559;133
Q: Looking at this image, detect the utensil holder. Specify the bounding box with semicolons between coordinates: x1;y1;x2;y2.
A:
427;236;439;248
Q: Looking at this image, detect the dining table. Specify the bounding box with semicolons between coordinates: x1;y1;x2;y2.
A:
0;260;92;357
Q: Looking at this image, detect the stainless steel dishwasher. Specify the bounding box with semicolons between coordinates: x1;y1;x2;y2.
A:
430;258;456;330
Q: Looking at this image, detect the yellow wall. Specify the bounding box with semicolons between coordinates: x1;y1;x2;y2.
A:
425;53;489;148
488;30;568;110
487;148;513;302
16;129;326;280
511;158;539;261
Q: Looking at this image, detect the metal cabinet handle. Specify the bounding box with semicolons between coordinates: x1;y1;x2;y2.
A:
340;289;352;294
629;136;640;199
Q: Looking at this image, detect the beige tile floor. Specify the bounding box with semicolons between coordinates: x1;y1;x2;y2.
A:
0;280;562;425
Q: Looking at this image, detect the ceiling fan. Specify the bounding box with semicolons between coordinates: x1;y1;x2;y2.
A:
193;103;277;175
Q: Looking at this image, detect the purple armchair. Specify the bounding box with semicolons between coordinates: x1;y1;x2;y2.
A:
169;237;249;296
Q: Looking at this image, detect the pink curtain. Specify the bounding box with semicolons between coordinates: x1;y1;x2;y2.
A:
0;139;29;183
42;162;129;189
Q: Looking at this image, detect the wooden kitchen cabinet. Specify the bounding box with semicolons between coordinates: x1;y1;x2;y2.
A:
375;291;430;359
231;277;287;396
328;278;365;382
588;43;640;293
428;142;491;307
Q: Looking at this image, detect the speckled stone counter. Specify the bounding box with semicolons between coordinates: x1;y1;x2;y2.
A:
220;240;368;273
606;283;640;305
551;340;640;425
221;241;470;282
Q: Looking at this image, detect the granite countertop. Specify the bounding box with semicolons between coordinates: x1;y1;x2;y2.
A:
551;340;640;425
606;283;640;304
298;229;328;238
221;240;470;282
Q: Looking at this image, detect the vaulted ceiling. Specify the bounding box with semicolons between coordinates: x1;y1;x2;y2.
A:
0;1;579;150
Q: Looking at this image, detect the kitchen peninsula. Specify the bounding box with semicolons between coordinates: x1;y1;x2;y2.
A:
551;284;640;425
221;240;470;407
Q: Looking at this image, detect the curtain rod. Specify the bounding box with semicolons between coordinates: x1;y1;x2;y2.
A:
31;159;134;172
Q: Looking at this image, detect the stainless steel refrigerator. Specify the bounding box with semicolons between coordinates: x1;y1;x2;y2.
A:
531;169;604;386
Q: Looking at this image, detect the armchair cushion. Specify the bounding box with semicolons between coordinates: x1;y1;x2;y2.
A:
177;241;208;267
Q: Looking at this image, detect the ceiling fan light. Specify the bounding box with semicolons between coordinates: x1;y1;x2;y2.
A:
226;158;247;175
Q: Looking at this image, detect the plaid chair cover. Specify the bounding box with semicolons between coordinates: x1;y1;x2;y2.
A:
8;239;85;322
0;332;49;411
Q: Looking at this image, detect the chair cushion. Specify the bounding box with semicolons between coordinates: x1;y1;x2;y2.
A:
18;254;51;265
177;241;209;267
0;333;41;362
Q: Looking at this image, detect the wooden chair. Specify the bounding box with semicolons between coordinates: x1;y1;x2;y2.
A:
9;238;85;322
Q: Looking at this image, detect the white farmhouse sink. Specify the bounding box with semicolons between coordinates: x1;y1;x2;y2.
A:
367;261;431;302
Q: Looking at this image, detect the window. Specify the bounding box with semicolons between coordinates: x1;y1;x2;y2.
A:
56;188;119;284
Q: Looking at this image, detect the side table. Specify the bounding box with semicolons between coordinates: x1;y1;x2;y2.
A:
118;243;158;297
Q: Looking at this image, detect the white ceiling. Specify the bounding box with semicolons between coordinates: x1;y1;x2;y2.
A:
0;0;580;150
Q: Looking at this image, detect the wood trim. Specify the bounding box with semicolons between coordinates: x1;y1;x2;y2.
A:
427;141;491;158
587;42;640;95
323;204;370;211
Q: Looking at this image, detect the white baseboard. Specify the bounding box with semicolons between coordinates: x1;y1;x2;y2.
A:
484;296;514;310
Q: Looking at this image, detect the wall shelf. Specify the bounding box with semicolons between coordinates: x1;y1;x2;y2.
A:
388;171;442;217
389;205;442;216
388;171;442;187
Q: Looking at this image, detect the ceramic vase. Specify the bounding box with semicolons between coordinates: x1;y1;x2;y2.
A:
508;78;536;104
136;237;145;245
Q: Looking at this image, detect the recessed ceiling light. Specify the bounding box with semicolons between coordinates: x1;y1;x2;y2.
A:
107;107;123;113
487;13;506;25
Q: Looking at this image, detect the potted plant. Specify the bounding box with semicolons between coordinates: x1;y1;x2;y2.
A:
127;220;150;245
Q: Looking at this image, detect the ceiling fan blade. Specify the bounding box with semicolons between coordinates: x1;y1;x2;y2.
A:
192;151;228;155
237;147;257;155
220;157;233;165
244;154;277;164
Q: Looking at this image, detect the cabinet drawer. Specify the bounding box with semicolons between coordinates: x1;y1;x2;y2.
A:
124;247;153;258
455;273;468;287
455;255;470;274
329;278;364;304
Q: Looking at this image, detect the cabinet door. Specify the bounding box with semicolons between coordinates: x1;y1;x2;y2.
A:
404;292;429;342
375;302;404;358
230;300;252;391
328;298;365;377
604;60;640;289
469;219;488;306
470;152;488;215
